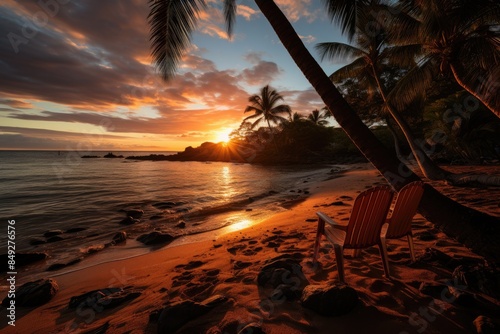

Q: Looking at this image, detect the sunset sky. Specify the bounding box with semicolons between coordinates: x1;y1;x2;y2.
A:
0;0;347;151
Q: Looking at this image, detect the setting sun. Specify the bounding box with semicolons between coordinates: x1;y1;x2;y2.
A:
214;129;232;144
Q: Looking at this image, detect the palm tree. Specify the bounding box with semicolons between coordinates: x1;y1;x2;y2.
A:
316;5;449;179
307;108;330;126
289;112;304;123
148;0;500;259
388;0;500;118
243;85;291;133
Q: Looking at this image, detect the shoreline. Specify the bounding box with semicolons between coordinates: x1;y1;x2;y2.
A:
1;164;349;285
2;163;499;333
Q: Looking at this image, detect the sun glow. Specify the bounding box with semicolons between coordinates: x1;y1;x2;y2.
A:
214;129;232;144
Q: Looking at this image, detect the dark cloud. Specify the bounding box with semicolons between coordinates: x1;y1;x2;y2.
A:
0;99;33;109
240;60;282;86
0;3;152;107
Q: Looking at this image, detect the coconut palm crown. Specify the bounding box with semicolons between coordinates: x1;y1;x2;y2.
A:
387;0;500;117
243;85;291;130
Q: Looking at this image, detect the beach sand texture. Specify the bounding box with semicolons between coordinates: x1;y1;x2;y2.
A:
1;163;499;333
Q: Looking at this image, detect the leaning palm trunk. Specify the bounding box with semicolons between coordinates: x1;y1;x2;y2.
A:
450;63;500;119
370;66;448;180
254;0;500;260
371;60;499;186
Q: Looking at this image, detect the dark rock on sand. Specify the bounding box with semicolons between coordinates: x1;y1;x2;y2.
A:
1;252;47;272
69;287;121;308
175;221;186;228
69;287;141;310
419;282;449;299
474;315;499;334
119;216;140;225
126;209;144;219
257;258;309;301
452;263;500;300
112;231;127;244
29;238;46;246
137;232;175;245
43;230;64;238
2;278;58;307
46;235;64;243
157;295;228;333
301;284;359;316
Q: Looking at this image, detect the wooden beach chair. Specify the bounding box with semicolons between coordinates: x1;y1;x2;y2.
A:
313;186;395;283
381;181;424;262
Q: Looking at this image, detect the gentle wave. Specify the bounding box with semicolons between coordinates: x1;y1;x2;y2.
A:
0;150;334;277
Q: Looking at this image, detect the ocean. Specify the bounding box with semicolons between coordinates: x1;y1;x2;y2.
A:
0;150;333;278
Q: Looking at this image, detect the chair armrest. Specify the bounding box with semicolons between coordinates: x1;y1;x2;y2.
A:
316;211;348;231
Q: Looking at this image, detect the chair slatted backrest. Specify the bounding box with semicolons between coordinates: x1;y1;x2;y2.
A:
344;186;394;249
386;181;424;239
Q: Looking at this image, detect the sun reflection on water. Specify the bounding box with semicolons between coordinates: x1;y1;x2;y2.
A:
226;219;253;233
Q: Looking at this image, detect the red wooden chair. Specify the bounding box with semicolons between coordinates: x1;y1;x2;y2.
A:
381;181;424;262
313;186;395;284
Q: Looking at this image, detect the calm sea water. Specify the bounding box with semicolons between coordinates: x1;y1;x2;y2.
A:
0;150;332;276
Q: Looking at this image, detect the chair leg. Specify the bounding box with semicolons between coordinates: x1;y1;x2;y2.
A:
378;238;391;279
407;235;416;262
313;218;325;264
333;244;345;284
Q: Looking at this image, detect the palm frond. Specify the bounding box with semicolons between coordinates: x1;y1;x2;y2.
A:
148;0;207;81
244;105;263;114
320;0;370;41
316;42;365;62
243;113;261;123
386;5;421;45
223;0;237;39
388;57;437;110
455;0;500;31
329;56;368;82
381;44;422;67
459;34;500;70
271;104;292;116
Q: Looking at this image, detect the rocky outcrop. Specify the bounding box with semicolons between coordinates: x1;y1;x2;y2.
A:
156;295;228;333
301;284;359;316
127;142;246;163
112;231;127;244
2;278;58;307
69;287;141;310
474;315;499;334
452;263;500;300
125;209;144;219
257;256;309;301
119;216;140;225
0;252;47;272
137;232;175;245
104;152;124;158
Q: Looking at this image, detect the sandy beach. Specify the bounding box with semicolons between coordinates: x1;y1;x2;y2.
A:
2;163;499;333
